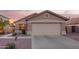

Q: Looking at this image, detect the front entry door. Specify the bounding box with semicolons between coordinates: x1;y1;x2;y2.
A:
72;26;75;32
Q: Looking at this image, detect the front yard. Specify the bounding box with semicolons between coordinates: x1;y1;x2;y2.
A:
0;37;31;49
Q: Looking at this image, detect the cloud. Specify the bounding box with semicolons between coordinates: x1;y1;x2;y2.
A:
0;10;35;20
0;10;79;21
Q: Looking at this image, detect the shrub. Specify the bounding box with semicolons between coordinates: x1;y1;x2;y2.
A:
5;43;16;49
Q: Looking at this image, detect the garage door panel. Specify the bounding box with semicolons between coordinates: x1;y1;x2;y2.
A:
32;23;61;36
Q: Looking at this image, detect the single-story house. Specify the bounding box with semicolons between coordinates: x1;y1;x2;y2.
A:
66;18;79;33
26;10;69;36
14;10;69;36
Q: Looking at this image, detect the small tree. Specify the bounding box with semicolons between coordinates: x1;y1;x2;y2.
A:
0;18;9;34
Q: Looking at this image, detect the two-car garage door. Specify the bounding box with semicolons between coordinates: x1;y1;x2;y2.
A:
32;23;61;36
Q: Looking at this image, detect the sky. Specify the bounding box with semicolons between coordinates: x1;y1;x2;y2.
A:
0;10;79;21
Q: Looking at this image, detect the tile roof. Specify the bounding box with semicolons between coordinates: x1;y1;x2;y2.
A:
14;10;69;23
14;13;37;23
26;10;69;21
66;17;79;25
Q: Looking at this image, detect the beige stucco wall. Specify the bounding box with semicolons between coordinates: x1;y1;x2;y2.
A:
61;23;66;35
66;26;72;33
29;13;65;22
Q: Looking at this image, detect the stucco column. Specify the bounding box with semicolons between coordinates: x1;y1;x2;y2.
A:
61;22;66;35
26;20;32;36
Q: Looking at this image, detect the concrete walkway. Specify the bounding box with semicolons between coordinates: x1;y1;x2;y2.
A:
0;33;31;39
32;36;79;49
0;33;12;37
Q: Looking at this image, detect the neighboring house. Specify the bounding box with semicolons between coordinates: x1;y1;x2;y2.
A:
0;15;10;34
66;18;79;33
0;15;9;22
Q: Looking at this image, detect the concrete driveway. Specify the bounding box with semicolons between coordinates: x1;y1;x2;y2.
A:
32;36;79;49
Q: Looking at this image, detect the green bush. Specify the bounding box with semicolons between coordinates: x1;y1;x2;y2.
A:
5;43;16;49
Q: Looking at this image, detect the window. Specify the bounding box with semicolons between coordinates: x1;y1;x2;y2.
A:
19;24;25;30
